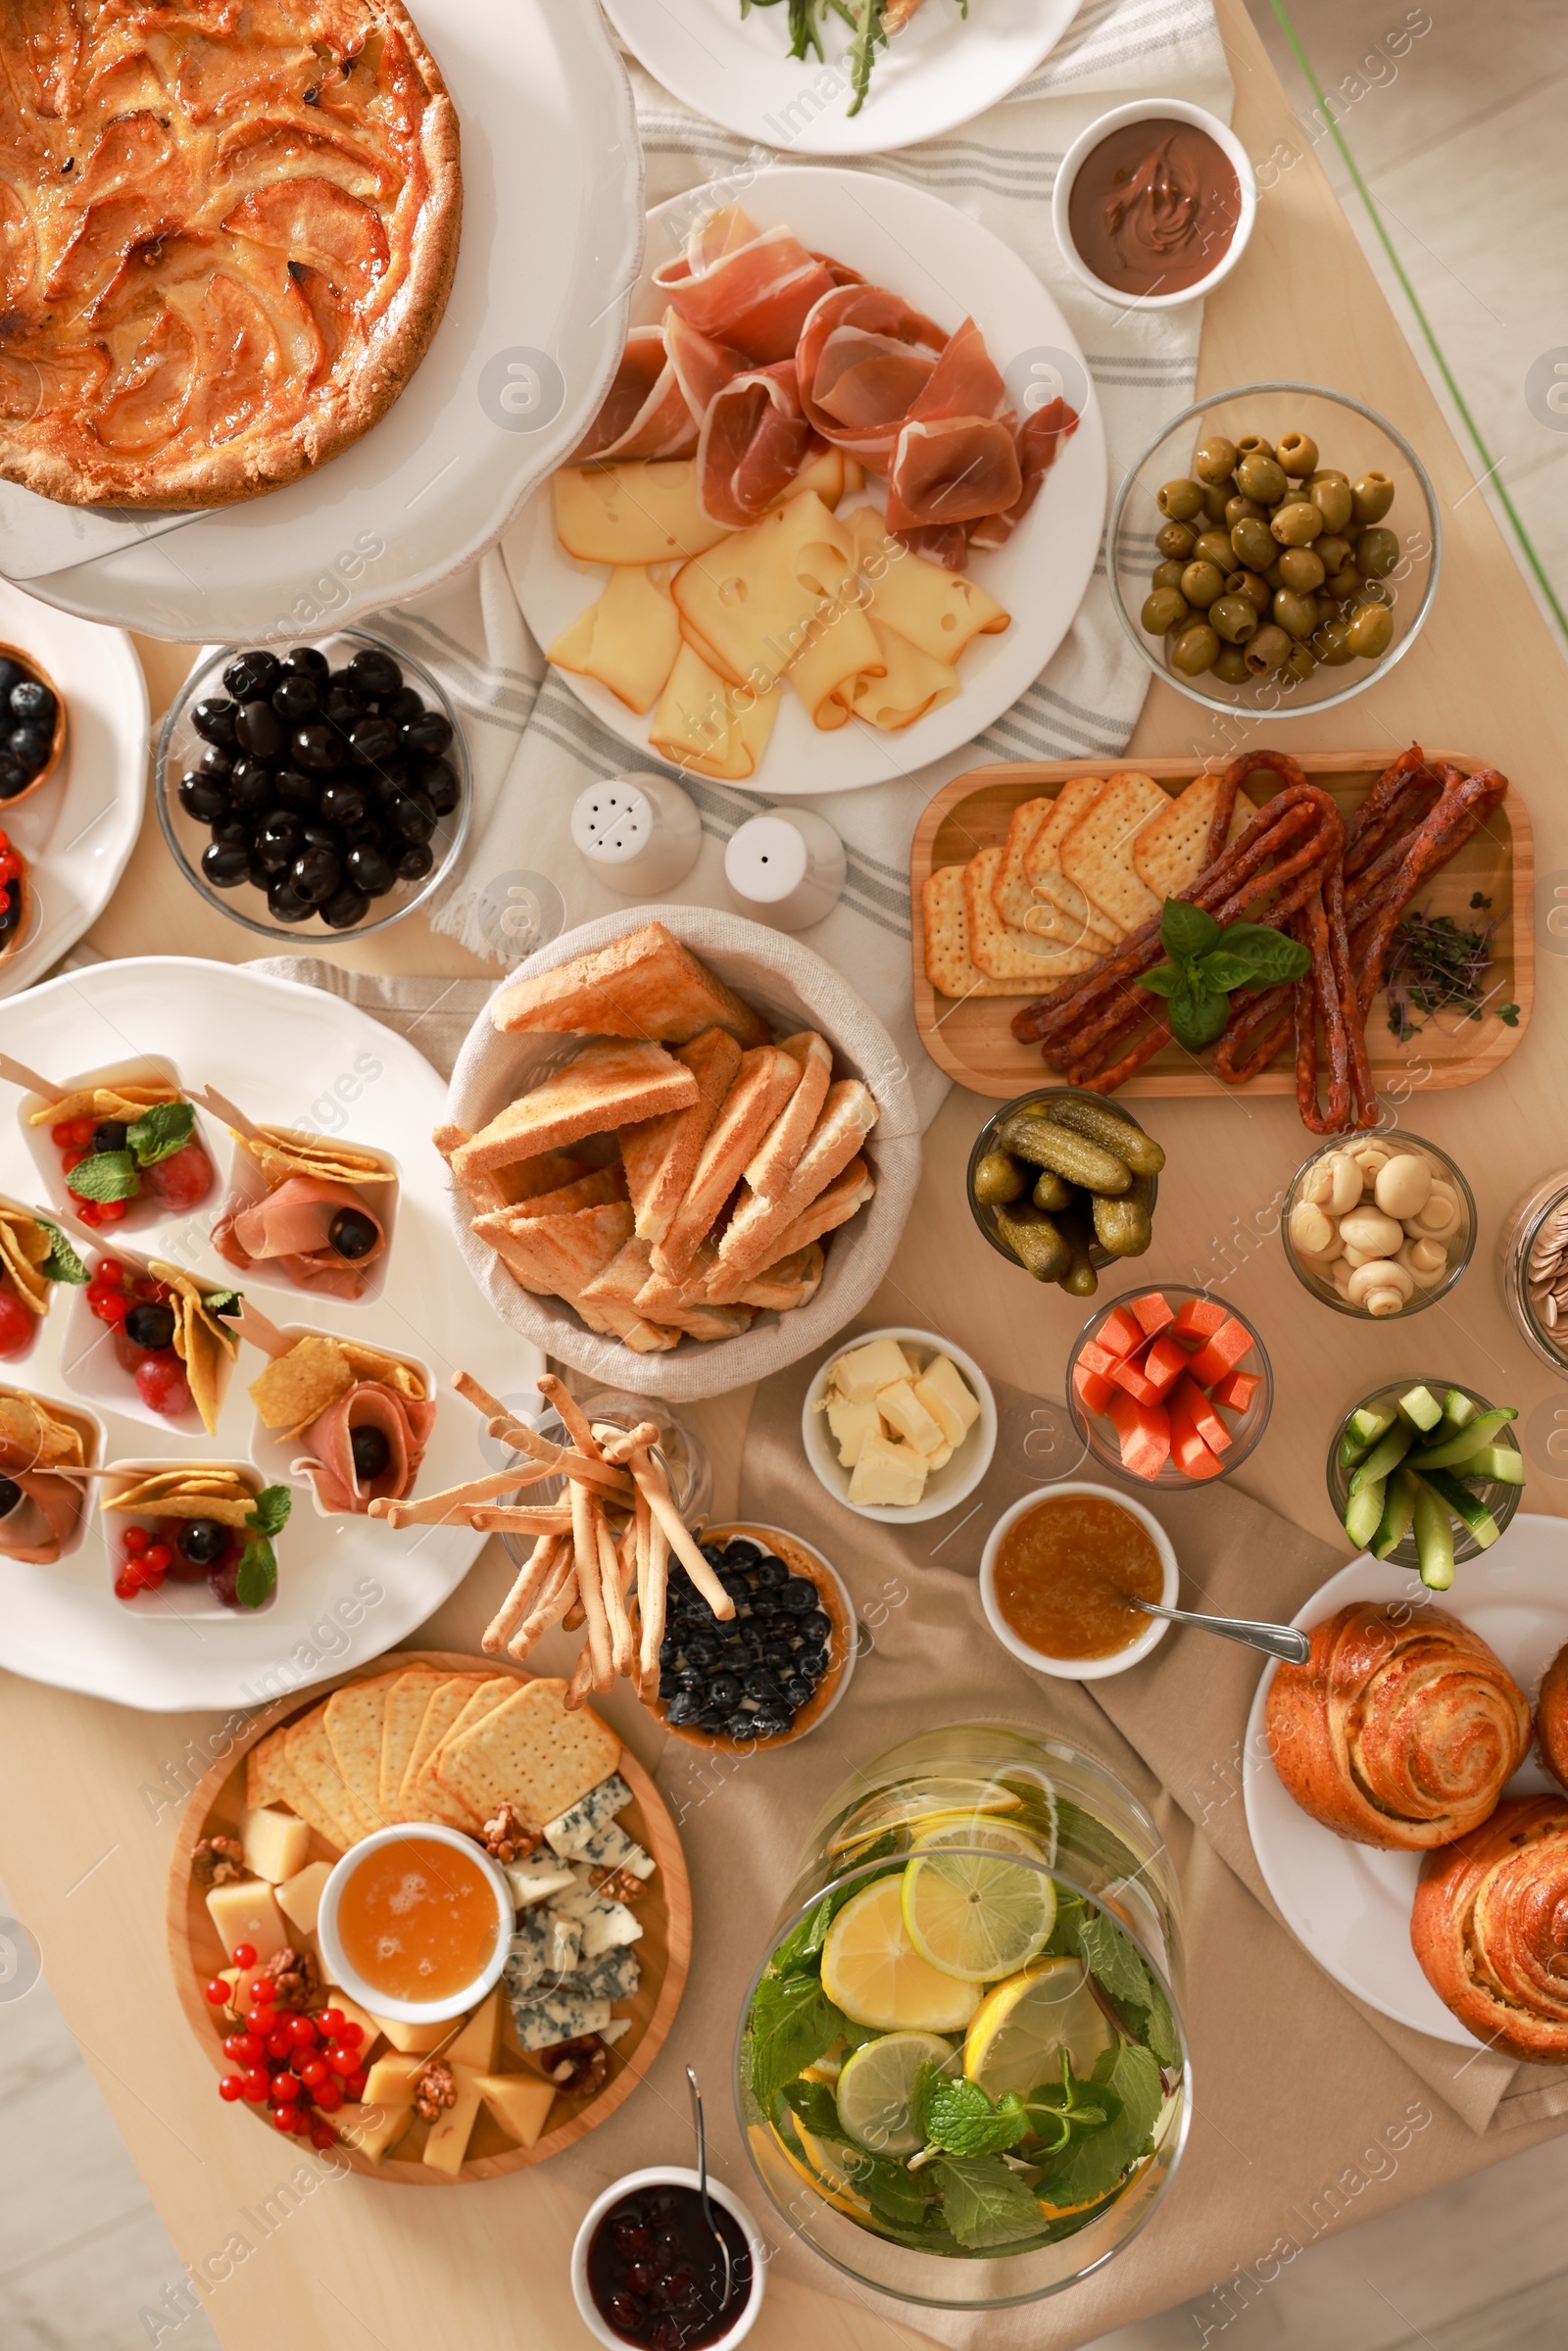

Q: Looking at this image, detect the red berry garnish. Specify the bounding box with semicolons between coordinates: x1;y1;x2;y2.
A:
242;2066;270;2102
100;1200;127;1223
219;2076;245;2102
203;1977;230;2005
62;1148;86;1175
222;2032;261;2065
317;2008;345;2036
314;2079;343;2112
344;2067;368;2100
266;2026;294;2060
70;1116;95;1147
326;2043;358;2077
335;2021;365;2049
310;2121;336;2149
97;1259;124;1286
271;2071;301;2102
113;1572;138;1600
0;1288;32;1355
245;2005;275;2036
299;2057;328;2089
77;1201;104;1227
122;1526;149;1554
144;1541;173;1573
287;2013;316;2046
230;1941;257;1970
270;2106;297;2132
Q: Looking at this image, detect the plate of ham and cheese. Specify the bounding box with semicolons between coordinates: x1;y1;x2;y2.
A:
505;166;1104;797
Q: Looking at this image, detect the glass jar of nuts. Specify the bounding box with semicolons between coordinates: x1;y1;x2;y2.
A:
1281;1131;1475;1318
1499;1173;1568;1372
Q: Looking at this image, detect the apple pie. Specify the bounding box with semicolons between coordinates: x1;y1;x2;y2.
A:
0;0;462;508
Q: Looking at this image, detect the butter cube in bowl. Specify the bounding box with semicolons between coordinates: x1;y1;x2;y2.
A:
802;1326;997;1524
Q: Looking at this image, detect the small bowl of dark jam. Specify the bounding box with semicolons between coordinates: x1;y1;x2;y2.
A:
572;2168;765;2351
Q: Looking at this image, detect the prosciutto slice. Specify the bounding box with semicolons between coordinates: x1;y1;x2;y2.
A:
654;207;838;365
0;1440;82;1565
292;1381;437;1516
697;360;815;526
884;318;1022;534
968;397;1081;551
796;284;947;471
571;324;698;463
214;1175;386;1300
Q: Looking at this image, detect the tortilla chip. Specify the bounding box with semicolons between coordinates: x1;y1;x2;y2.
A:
249;1336;356;1434
29;1082;180;1127
337;1342;425;1399
0;1209;52;1315
103;1464;256;1522
0;1393;85;1469
149;1261;241;1435
236;1124;396;1188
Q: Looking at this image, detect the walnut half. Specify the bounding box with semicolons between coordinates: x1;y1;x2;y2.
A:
259;1945;319;2010
415;2060;458;2123
539;2033;610;2096
482;1803;541;1864
191;1836;245;1887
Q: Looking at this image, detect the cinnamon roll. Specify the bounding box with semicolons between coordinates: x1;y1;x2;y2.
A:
1264;1601;1529;1849
1411;1796;1568;2062
1537;1641;1568;1793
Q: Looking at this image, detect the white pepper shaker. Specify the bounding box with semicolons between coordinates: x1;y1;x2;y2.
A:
570;772;702;896
723;808;845;932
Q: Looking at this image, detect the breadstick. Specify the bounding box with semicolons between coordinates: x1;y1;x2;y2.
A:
373;1495;572;1532
640;1506;669;1683
482;1531;560;1654
564;1635;597;1710
487;1426;631;1496
570;1478;613;1688
538;1372;605;1461
509;1549;579;1659
453;1369;510;1421
467;1507;584;1533
597;1511;634;1677
367;1467;562;1520
621;1435;733;1621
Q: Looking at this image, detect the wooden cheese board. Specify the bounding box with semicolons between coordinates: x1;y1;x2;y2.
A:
168;1649;691;2184
909;754;1533;1102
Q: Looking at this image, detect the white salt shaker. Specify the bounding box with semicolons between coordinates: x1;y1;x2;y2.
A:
724;808;845;932
570;772;703;896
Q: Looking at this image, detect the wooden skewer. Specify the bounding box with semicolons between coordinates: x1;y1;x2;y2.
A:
570;1478;613;1689
597;1511;634;1677
482;1531;560;1654
538;1373;605;1462
190;1084;264;1141
235;1298;294;1358
509;1548;579;1659
0;1053;61;1100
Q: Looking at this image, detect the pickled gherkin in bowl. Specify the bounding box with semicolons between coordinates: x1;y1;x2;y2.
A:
966;1088;1164;1298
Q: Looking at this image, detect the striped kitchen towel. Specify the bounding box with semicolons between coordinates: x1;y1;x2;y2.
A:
383;0;1231;1130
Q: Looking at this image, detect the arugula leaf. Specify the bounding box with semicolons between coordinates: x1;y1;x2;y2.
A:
1159;901;1220;960
62;1151;138;1202
749;1970;846;2112
1076;1908;1154;2009
38;1224;88;1285
127;1101;195;1167
930;2154;1045;2249
234;1537;277;1611
1169;983;1232;1051
917;2072;1029;2158
1035;2045;1163;2211
245;1484;292;1540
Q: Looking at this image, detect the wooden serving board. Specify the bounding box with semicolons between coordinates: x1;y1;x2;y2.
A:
168;1650;691;2185
909;754;1533;1102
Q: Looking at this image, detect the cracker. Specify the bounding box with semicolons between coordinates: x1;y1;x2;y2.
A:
1131;774;1258;899
920;865;1030;998
1058;772;1172;935
1020;777;1124;949
324;1674;401;1836
412;1677;512;1828
286;1703;370;1848
398;1676;484;1818
245;1725;295;1813
378;1667;443;1821
435;1678;617;1828
963;849;1100;984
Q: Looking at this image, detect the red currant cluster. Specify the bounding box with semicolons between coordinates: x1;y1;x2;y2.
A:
53;1116;129;1228
204;1946;368;2145
0;1277;32;1357
88;1258;193;1418
114;1525;173;1601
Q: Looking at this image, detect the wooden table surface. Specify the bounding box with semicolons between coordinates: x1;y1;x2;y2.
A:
4;3;1567;2346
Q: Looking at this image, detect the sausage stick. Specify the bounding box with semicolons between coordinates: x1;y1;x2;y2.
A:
571;1479;614;1688
482;1532;560;1653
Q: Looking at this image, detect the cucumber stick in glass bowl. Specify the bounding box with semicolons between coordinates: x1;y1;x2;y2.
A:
1328;1380;1523;1586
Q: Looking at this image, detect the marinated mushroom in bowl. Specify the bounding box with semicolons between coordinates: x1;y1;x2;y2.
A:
1282;1133;1473;1319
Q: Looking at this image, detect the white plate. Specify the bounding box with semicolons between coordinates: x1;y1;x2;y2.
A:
604;0;1080;156
17;0;642;644
0;959;541;1711
506;165;1105;797
1243;1521;1568;2046
0;586;145;998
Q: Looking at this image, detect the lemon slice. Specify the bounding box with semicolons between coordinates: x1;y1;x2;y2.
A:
909;1818;1044;1862
835;2031;956;2155
820;1874;982;2033
901;1850;1056;1983
826;1778;1022;1857
769;2121;872;2220
962;1958;1115;2101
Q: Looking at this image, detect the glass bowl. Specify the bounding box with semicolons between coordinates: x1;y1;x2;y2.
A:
1282;1132;1475;1321
1326;1379;1523;1569
155;627;470;942
1064;1284;1272;1488
1107;381;1440;717
966;1089;1160;1278
1498;1171;1568;1373
736;1724;1189;2310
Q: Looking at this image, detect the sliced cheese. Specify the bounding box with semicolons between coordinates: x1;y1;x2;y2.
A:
848;1432;929;1509
671;491;858;690
445;1987;503;2074
548;564;681;714
876;1378;945;1456
787;596;883;728
776;444;846;511
204;1879;288;1963
475;2071;557;2149
843;618;959;732
422;2065;484;2176
240;1807;311;1885
832;1337;914;1403
826;1395;882;1468
851;509;1010;662
649;643;779;782
553;459;730;565
275;1858;333;1938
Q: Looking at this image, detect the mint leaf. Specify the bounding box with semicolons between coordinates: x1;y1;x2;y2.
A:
1139;1978;1180;2068
203;1288;243;1319
780;2078;843;2139
1159;899;1220;961
245;1484;292;1540
1136;962;1182;999
127;1101;195;1167
1036;2045;1163;2211
919;2074;1029;2158
38;1223;88;1285
749;1971;846;2112
1169;983;1231;1050
1077;1909;1153;2008
235;1536;276;1611
848;2150;929;2231
63;1151;139;1201
930;2154;1045;2249
770;1892;834;1980
1212;922;1312;985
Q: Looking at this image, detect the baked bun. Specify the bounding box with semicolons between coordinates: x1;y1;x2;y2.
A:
1537;1641;1568;1791
1265;1601;1529;1849
1411;1795;1568;2061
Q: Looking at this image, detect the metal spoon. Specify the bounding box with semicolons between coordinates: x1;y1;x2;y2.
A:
1127;1594;1309;1664
686;2063;733;2318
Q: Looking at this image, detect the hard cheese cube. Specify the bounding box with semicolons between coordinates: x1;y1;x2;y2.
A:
826;1394;882;1467
370;2012;451;2054
275;1859;333;1937
446;1986;503;2072
876;1379;945;1456
364;2052;428;2107
240;1807;311;1884
848;1432;928;1508
476;2072;556;2149
918;1354;980;1439
335;2100;413;2163
831;1337;913;1403
204;1878;288;1963
422;2065;484;2176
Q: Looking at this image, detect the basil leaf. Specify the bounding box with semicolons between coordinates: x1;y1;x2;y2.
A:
38;1224;88;1285
1168;984;1231;1051
127;1100;196;1167
1159;899;1220;962
1192;949;1262;992
234;1537;276;1611
749;1971;846;2112
930;2154;1045;2249
1136;961;1183;999
920;2075;1030;2158
1207;923;1313;985
62;1151;139;1202
245;1484;292;1540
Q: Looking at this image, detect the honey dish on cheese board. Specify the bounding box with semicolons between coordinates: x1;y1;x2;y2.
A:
506;165;1104;796
171;1651;689;2180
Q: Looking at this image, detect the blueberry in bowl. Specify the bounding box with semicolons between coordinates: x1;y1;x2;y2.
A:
647;1521;856;1751
157;630;469;941
0;644;67;807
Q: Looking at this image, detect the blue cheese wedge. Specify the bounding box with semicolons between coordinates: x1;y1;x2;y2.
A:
508;1988;612;2050
505;1912;550;1993
544;1913;583;1976
505;1855;577;1908
544;1773;634;1857
573;1943;641;2002
553;1884;644;1957
576;1821;655;1879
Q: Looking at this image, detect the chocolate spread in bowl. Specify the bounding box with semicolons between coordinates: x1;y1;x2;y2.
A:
1068;119;1242;298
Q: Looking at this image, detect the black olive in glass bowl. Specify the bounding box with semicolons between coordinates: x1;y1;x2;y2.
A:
349;716;401;768
211;812;251;847
270;673;320;725
318;779;370;828
278;646;329;685
291;846;341;905
268;878;314;923
387;687;424;726
347;649;401;702
394;840;434;881
202;842;251;888
193;742;233;783
255;814;303;873
192;697;238;748
178;773;228;823
272;765;318;814
345;841;395;897
321;686;363;733
222;651;278;702
417;759;460;815
234;700;284;760
292;723;341;772
321;883;370;931
228;759;273;815
405;710;453;759
388;791;434;844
